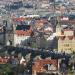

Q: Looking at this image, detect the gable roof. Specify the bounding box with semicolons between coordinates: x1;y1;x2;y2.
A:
15;25;32;36
15;30;32;36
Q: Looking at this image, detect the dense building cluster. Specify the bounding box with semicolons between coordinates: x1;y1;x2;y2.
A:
0;0;75;75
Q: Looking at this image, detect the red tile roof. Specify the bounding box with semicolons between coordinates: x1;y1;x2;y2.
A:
0;57;8;64
35;20;49;29
32;59;58;73
36;19;48;23
15;28;32;36
64;29;73;31
14;17;25;21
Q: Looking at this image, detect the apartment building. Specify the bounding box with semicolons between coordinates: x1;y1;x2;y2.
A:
57;28;75;54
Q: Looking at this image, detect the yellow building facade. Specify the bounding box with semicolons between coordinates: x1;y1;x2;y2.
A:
57;29;75;54
58;36;75;53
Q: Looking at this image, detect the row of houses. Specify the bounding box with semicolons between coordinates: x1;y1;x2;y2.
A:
0;14;75;54
12;16;75;54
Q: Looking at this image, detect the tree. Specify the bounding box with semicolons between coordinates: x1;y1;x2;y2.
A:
36;35;46;49
0;64;13;75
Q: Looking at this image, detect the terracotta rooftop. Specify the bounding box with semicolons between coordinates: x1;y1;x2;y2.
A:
63;29;74;31
14;17;25;21
0;57;8;64
15;28;32;36
36;19;48;23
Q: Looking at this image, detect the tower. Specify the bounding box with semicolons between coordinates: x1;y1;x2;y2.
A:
3;20;7;46
56;24;61;33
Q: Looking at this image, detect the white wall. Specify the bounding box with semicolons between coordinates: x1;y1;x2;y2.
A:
14;34;30;46
41;4;50;8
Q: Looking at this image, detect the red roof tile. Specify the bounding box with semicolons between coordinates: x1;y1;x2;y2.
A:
36;19;48;23
14;17;25;21
64;29;73;31
15;28;32;36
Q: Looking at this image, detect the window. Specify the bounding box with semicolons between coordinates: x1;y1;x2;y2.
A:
64;44;69;47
